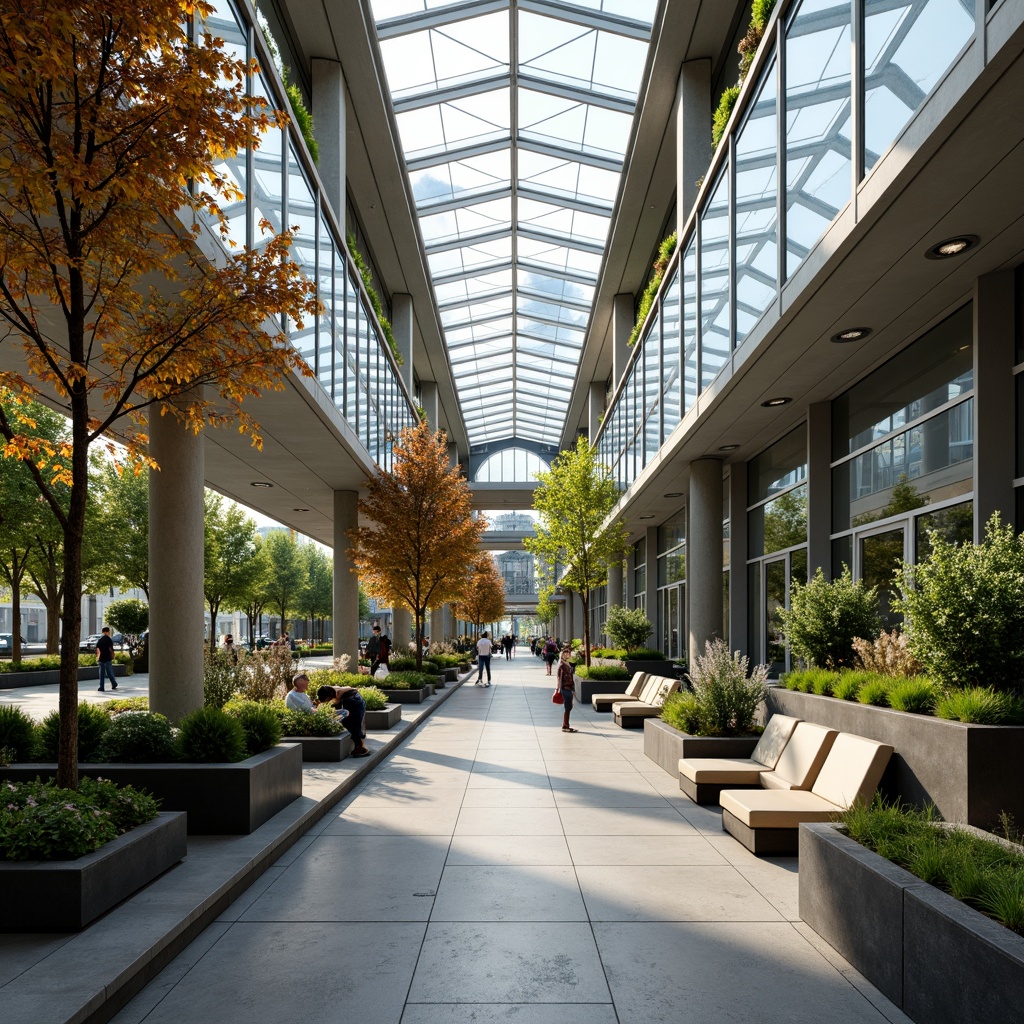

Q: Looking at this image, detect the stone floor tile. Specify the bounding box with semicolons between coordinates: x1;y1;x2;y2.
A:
409;922;611;1004
431;864;586;921
461;788;557;808
455;806;565;835
566;834;728;867
445;834;572;866
557;805;696;836
400;1006;618;1024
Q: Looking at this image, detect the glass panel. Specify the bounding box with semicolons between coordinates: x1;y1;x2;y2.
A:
316;223;334;396
682;240;698;413
748;426;807;503
832;399;974;531
785;0;852;277
748;561;762;664
864;0;975;172
644;316;661;463
832;535;853;577
749;482;808;557
251;74;284;250
344;262;361;427
287;144;317;353
860;528;904;630
700;168;731;388
735;57;778;347
915;500;974;560
662;268;681;435
722;569;730;648
667;587;680;660
833;305;973;457
765;558;787;676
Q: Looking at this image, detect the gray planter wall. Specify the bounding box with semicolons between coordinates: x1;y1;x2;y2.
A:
364;703;402;730
800;823;1024;1023
643;719;759;778
767;687;1024;829
0;664;128;688
280;734;354;762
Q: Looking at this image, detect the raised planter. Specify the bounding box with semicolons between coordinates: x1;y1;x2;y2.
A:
377;686;431;704
1;744;303;835
0;811;187;932
643;718;759;781
0;664;128;688
443;667;458;682
624;659;673;676
767;687;1024;829
364;703;402;730
280;733;354;762
800;822;1024;1022
433;674;446;689
577;677;630;703
458;662;470;673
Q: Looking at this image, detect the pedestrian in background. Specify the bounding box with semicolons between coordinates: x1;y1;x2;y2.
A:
96;627;118;692
476;631;493;686
555;648;576;732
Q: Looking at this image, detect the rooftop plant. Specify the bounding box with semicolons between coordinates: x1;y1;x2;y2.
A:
628;233;678;346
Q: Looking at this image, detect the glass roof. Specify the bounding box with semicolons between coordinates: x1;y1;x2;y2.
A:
372;0;654;447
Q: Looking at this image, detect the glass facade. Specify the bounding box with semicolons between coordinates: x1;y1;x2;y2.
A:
657;511;686;661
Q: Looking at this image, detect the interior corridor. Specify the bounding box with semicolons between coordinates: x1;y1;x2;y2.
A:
110;654;909;1024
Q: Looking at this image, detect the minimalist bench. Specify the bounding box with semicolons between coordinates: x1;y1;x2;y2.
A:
720;732;893;854
611;675;679;728
591;672;647;712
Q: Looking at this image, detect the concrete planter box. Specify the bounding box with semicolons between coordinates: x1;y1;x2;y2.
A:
624;659;673;676
443;667;458;682
364;703;402;730
578;677;631;703
643;718;759;782
0;811;187;932
378;686;431;704
433;674;447;689
280;734;354;762
800;822;1024;1022
767;687;1024;829
1;744;303;835
0;664;127;688
458;662;470;673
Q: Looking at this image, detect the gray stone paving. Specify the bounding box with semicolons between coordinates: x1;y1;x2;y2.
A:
14;653;911;1024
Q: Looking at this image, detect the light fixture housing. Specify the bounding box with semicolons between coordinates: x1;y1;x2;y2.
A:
664;492;684;499
638;514;656;520
718;444;740;452
292;507;310;513
830;326;872;343
925;234;979;260
250;481;272;488
760;397;792;408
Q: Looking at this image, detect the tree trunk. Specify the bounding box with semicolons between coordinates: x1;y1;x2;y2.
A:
8;554;24;662
581;590;591;667
414;607;424;669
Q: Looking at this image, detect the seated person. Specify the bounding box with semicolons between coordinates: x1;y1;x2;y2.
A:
317;684;370;757
286;672;319;713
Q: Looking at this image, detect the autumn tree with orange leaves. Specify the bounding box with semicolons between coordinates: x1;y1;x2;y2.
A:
452;553;506;636
350;420;486;670
0;0;319;787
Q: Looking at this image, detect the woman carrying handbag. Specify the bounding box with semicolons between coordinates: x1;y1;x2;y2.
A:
553;648;577;732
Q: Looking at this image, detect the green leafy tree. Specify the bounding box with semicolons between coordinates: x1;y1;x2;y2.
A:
262;529;304;635
236;535;273;645
535;590;558;631
780;566;880;669
763;487;807;553
297;543;333;643
895;513;1024;692
104;598;149;656
526;437;628;665
92;461;150;596
204;494;260;632
604;605;654;653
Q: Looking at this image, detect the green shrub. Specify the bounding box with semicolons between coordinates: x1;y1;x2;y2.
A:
347;232;400;363
888;677;938;714
224;700;283;756
387;657;439;674
628;234;678;346
936;687;1024;725
626;647;666;660
38;702;111;761
896;513;1024;692
105;696;150;716
76;776;161;829
857;677;892;707
833;673;863;701
308;669;367;689
286;81;318;164
177;707;248;763
267;698;345;737
660;691;702;734
382;670;434;689
203;648;243;708
781;567;880;669
712;85;740;148
95;711;177;763
575;665;630;681
591;647;627;659
0;706;37;762
603;606;654;652
357;686;389;711
784;668;841;696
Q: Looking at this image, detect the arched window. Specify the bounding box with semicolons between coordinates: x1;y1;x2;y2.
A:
474;448;549;483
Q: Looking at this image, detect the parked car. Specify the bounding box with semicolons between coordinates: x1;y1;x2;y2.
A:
0;633;27;650
78;631;125;652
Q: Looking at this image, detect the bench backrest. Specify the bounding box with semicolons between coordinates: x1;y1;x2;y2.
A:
647;676;679;708
750;714;801;769
637;675;663;704
624;672;648;699
811;733;894;809
763;721;837;790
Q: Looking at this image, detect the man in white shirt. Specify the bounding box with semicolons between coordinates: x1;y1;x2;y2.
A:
286;672;315;712
476;632;493;686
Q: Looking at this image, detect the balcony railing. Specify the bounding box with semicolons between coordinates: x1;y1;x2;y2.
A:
197;0;417;472
595;0;979;493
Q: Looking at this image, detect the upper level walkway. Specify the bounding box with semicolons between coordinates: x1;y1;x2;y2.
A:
77;654;908;1024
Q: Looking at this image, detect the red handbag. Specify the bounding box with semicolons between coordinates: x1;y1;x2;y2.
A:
552;690;564;704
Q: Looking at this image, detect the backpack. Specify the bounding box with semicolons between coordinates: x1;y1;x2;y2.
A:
379;635;391;657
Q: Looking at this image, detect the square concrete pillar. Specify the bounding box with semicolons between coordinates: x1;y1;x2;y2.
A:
392;292;414;393
728;467;749;658
807;402;832;580
311;58;347;223
688;458;724;667
613;293;634;387
333;490;360;666
677;59;713;235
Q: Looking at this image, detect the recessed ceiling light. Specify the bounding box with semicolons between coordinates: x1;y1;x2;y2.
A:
761;397;792;408
830;327;872;343
718;444;740;452
292;507;310;512
664;492;684;498
638;514;656;520
250;481;273;488
925;235;979;259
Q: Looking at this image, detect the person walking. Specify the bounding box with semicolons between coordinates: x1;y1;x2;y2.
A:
96;626;118;691
555;648;576;732
476;631;493;686
366;624;390;675
543;636;558;676
502;634;513;660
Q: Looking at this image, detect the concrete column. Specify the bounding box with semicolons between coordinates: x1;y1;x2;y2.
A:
973;271;1016;541
311;58;347;223
607;557;624;609
625;544;636;606
392;293;414;393
676;58;713;235
149;406;205;722
392;606;412;657
571;592;585;643
588;381;606;441
447;442;459;471
688;458;724;667
807;403;832;580
645;526;660;649
421;380;439;429
613;294;634;387
333;491;360;666
728;467;749;658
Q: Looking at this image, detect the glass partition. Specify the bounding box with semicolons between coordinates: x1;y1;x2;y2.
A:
700;168;731;389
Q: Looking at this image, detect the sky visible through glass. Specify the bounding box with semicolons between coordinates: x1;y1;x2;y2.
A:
371;0;655;450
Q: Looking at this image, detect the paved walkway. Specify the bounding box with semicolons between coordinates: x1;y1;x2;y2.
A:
74;655;905;1024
